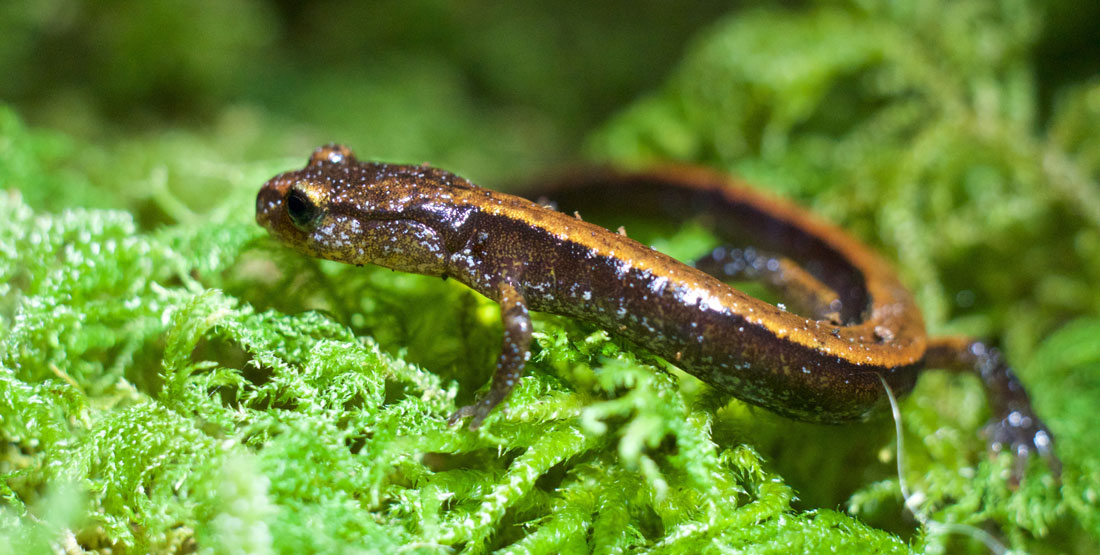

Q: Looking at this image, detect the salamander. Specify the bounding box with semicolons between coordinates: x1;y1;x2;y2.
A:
255;144;1056;474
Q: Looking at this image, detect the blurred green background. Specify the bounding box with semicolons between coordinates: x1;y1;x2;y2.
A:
2;0;734;198
2;0;1100;552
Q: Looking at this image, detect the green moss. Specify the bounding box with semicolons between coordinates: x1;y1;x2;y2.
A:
2;0;1099;553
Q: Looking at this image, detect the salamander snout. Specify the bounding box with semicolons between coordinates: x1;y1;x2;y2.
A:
255;177;285;230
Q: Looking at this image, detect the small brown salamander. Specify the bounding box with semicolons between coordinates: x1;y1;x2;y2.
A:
256;144;1056;474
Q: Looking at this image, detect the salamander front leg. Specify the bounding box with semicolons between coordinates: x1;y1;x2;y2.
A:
448;281;533;429
925;336;1060;481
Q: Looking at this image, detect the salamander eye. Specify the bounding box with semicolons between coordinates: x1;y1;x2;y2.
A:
285;188;321;229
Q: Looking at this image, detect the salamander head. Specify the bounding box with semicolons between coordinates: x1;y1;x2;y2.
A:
256;144;459;275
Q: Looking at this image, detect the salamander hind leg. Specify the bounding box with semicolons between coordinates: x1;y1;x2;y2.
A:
448;280;533;429
693;246;843;324
925;336;1060;482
